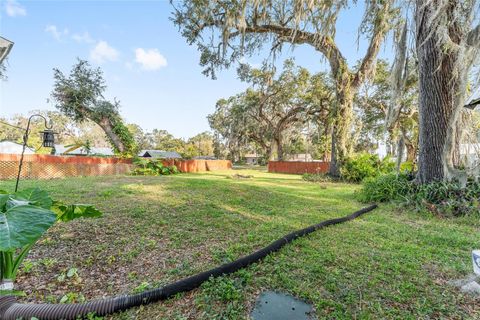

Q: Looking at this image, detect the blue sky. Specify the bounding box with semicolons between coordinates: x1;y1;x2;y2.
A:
0;0;394;138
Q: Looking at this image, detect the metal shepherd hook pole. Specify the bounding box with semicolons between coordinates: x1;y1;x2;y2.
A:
14;114;54;192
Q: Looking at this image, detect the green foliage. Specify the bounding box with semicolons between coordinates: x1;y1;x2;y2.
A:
358;174;480;217
52;59;137;156
0;204;56;252
109;115;137;157
209;60;334;162
400;161;415;173
201;276;242;303
357;173;412;203
0;188;102;289
302;173;334;183
53;203;102;222
132;158;179;176
408;180;480;217
340;153;395;183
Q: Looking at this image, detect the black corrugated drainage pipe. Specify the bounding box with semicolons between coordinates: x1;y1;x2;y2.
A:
0;204;377;320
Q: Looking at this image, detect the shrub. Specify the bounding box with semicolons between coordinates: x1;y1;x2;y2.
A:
358;174;480;217
357;173;412;203
132;158;179;176
407;180;480;217
400;161;415;173
341;153;394;183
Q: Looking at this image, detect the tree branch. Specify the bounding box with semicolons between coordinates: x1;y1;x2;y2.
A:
235;24;347;78
352;2;393;88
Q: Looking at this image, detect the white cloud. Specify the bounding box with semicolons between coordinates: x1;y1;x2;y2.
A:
72;32;94;44
5;0;26;17
90;41;119;64
45;25;69;41
134;48;167;71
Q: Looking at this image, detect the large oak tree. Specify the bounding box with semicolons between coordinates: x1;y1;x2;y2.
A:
172;0;398;175
414;0;480;183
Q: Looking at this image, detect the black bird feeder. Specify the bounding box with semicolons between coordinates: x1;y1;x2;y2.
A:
13;114;56;192
41;129;56;148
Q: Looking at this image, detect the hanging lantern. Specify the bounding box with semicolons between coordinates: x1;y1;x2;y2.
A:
41;129;56;148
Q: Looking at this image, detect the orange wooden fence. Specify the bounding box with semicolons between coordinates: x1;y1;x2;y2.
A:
0;154;232;180
0;154;133;180
268;161;330;174
162;159;232;173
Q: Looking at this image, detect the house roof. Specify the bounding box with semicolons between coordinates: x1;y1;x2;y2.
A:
139;150;182;159
0;36;14;64
465;87;480;110
0;141;34;154
54;144;114;156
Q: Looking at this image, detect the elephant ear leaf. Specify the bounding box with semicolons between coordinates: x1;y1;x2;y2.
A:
0;194;10;212
12;188;53;209
0;205;56;251
53;203;102;222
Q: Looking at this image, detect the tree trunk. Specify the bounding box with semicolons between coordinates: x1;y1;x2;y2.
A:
97;117;127;153
329;125;339;176
405;142;416;162
323;121;331;162
275;132;284;161
415;0;459;183
265;145;273;162
329;87;354;177
395;134;405;172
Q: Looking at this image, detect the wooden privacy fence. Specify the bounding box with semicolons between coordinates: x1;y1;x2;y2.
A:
268;161;330;174
0;154;233;180
162;159;232;172
0;154;133;180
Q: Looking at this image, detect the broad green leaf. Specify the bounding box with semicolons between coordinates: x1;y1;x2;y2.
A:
0;194;10;212
5;198;30;211
13;188;53;209
53;203;102;222
0;205;56;251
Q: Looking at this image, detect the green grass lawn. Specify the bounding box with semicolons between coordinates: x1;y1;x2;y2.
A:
1;169;479;319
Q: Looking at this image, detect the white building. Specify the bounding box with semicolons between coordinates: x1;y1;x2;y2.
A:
460;143;480;167
285;153;313;162
0;141;34;154
244;153;261;165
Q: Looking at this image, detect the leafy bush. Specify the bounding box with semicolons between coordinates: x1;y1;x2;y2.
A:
302;173;333;183
400;161;415;173
408;180;480;217
340;153;394;183
357;173;412;203
132;158;179;176
358;174;480;217
0;188;102;294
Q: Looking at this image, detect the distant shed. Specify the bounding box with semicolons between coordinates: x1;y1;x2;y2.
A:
138;150;182;159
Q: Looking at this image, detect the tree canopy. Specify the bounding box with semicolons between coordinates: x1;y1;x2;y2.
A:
209;59;333;161
172;0;399;175
51;59;136;156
